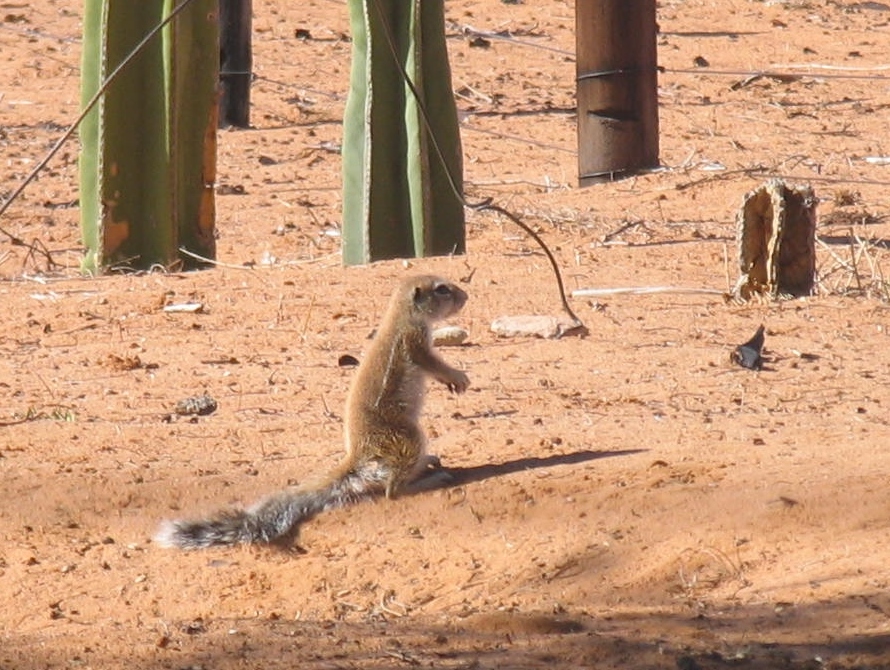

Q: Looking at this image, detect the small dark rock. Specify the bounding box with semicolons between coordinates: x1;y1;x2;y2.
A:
731;325;765;370
174;394;218;416
338;354;360;368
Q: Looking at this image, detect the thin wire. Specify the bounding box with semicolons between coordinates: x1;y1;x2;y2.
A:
0;0;202;258
665;66;890;81
449;25;575;57
450;24;890;82
462;123;575;155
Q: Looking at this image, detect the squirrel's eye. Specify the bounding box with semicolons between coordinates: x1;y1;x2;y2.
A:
433;284;452;296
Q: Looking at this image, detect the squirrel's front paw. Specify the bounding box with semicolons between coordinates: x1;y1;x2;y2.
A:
445;370;470;394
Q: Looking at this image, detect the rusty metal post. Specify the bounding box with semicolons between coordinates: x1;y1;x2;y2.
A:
219;0;251;128
576;0;659;185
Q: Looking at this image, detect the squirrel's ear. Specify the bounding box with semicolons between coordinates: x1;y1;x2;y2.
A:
412;286;424;304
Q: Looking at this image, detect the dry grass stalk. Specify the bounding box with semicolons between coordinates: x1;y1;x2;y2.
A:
815;231;890;302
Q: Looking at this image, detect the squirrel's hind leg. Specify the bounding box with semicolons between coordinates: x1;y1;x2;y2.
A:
392;454;453;496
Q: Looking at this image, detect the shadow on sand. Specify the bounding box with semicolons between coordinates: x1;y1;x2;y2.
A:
439;448;645;489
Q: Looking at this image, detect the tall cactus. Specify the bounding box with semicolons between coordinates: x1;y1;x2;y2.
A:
79;0;218;274
341;0;465;265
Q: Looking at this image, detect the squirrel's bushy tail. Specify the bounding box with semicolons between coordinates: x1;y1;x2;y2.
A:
155;466;382;549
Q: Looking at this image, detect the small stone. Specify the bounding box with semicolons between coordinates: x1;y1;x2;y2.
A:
491;315;572;339
337;354;360;367
174;394;218;416
163;302;204;314
432;326;469;347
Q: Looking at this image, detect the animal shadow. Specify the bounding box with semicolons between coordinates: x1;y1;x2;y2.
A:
423;448;645;492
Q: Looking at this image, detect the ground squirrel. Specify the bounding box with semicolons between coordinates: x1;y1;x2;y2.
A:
156;275;470;549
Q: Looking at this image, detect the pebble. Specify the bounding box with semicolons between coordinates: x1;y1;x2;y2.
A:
432;326;469;346
490;315;569;339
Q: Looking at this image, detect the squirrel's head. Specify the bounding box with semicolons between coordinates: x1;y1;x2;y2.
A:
405;275;467;321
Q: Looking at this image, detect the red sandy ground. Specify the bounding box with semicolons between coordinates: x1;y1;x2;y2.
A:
2;0;890;668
